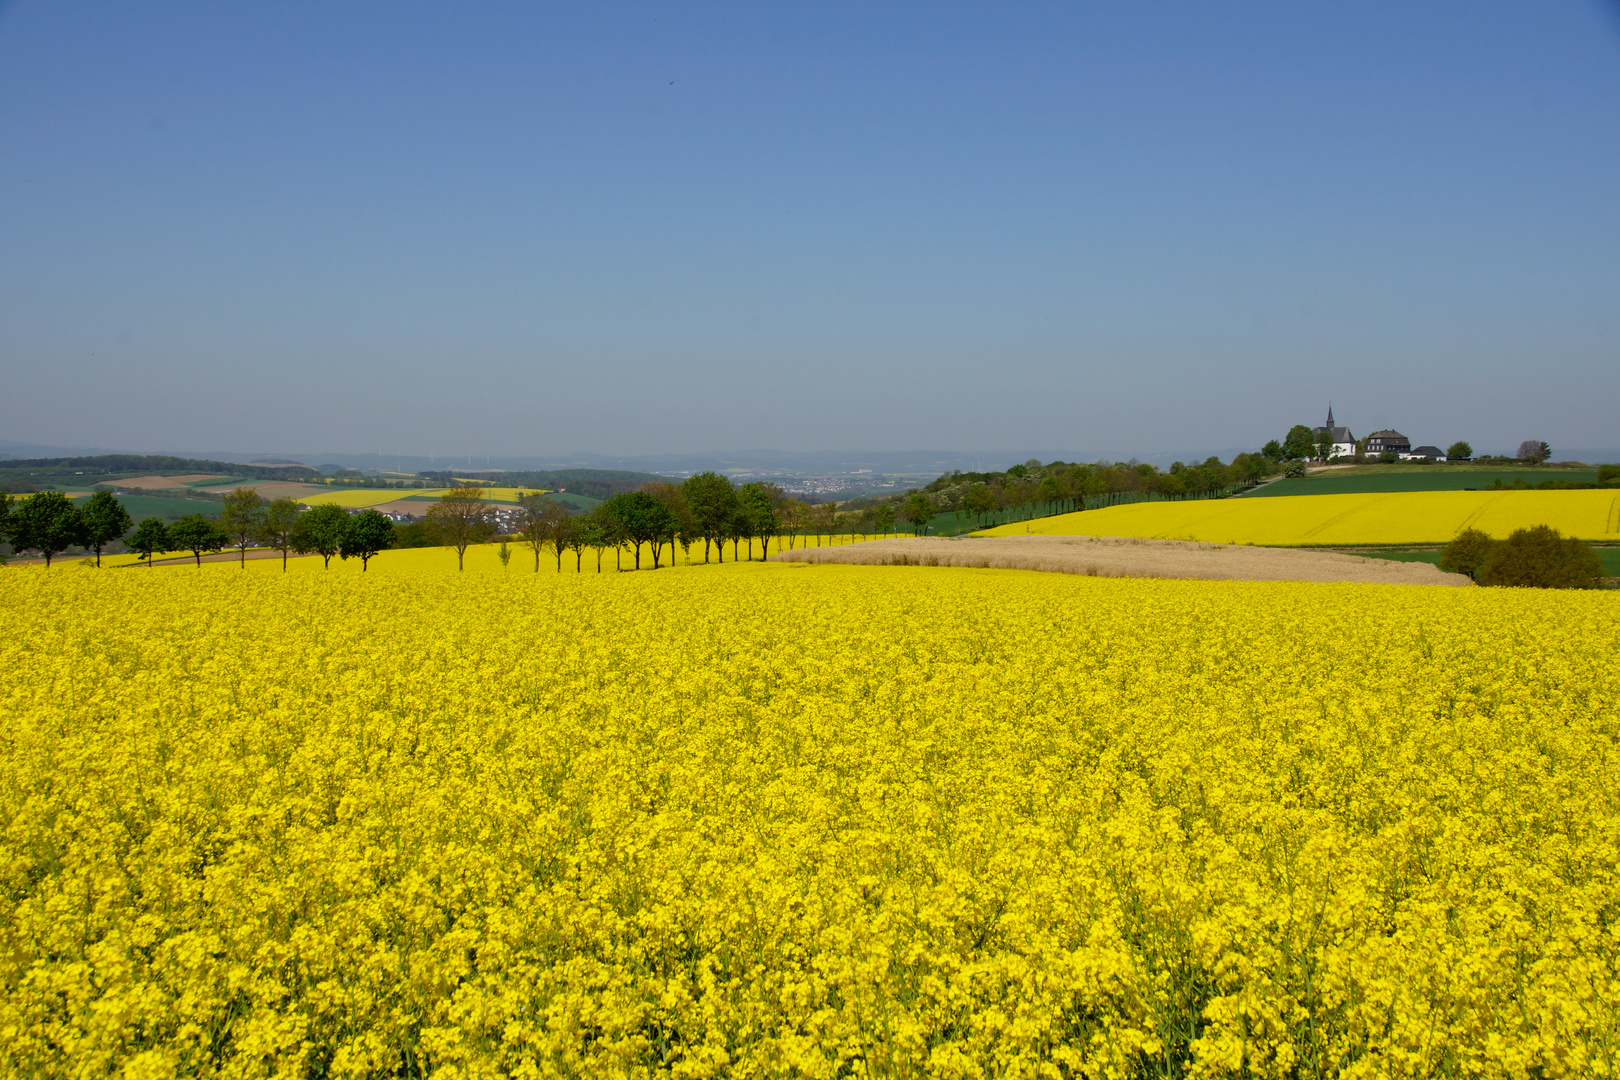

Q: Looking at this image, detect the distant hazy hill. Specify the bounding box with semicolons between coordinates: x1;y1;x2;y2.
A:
415;468;663;500
1;454;319;481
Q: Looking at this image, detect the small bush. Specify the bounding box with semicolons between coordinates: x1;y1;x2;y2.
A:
1438;528;1494;581
1476;525;1603;589
1283;460;1307;478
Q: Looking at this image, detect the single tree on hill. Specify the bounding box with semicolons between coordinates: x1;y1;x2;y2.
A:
9;491;85;566
292;503;350;569
258;497;303;570
1517;440;1551;465
340;509;395;571
874;504;896;537
425;485;496;570
220;488;266;567
169;514;229;567
1446;441;1473;462
1438;528;1494;581
79;490;133;567
128;517;170;566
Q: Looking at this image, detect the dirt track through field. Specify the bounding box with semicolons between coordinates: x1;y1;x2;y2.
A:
772;535;1473;586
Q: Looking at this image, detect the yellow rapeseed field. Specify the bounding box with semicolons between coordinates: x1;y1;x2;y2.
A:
979;489;1620;546
2;556;1617;1077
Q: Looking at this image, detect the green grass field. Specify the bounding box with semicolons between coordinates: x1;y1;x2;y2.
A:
1362;547;1620;576
1241;469;1600;498
69;494;219;521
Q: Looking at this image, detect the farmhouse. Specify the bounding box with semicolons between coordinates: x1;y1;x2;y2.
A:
1364;429;1411;456
1312;406;1356;459
1408;445;1445;461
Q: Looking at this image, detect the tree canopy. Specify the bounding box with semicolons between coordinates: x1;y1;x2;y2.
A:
78;490;133;567
9;491;84;566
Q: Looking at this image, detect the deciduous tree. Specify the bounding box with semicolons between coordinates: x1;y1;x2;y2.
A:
169;514;229;567
292;503;350;569
1438;528;1494;581
1446;441;1472;462
341;509;395;571
127;517;170;566
680;472;737;564
1478;525;1601;588
220;488;265;567
601;491;676;569
516;492;565;572
900;492;936;536
1283;425;1316;462
9;491;85;566
258;497;303;570
426;485;496;570
738;482;779;559
1517;440;1551;464
79;490;133;567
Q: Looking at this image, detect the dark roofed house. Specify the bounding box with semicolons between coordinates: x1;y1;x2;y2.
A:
1365;430;1411;456
1408;445;1445;460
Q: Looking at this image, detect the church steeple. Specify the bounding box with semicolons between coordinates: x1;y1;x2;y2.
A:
1326;403;1335;429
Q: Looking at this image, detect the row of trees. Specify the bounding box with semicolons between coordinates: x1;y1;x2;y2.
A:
894;456;1272;530
422;473;934;574
0;487;398;570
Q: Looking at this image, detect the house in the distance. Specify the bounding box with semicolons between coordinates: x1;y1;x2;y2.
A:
1364;429;1411;456
1312;405;1356;458
1408;445;1445;461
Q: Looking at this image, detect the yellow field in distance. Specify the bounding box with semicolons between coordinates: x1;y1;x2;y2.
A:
978;489;1620;545
295;485;545;508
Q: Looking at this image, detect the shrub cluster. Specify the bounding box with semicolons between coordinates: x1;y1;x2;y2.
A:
1441;525;1605;588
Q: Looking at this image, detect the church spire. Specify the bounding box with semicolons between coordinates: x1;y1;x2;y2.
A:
1326;403;1335;429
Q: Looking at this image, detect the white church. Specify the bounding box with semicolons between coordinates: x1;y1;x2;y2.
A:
1312;405;1356;459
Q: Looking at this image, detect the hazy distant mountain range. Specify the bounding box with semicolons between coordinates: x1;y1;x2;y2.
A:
3;441;1616;478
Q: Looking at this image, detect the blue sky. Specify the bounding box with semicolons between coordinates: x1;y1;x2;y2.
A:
3;2;1618;460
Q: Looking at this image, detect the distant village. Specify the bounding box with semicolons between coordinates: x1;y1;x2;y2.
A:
1307;406;1450;462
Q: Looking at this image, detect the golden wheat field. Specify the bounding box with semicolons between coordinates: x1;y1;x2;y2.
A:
979;489;1620;546
2;555;1618;1078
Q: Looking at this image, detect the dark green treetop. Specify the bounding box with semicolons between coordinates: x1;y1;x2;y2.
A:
340;509;395;571
293;503;351;569
169;514;229;567
9;491;85;567
79;490;133;567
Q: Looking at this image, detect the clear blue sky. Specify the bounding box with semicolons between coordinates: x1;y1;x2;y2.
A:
3;2;1618;460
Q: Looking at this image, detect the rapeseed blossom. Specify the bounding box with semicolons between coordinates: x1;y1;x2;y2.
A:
981;488;1620;545
0;558;1615;1077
